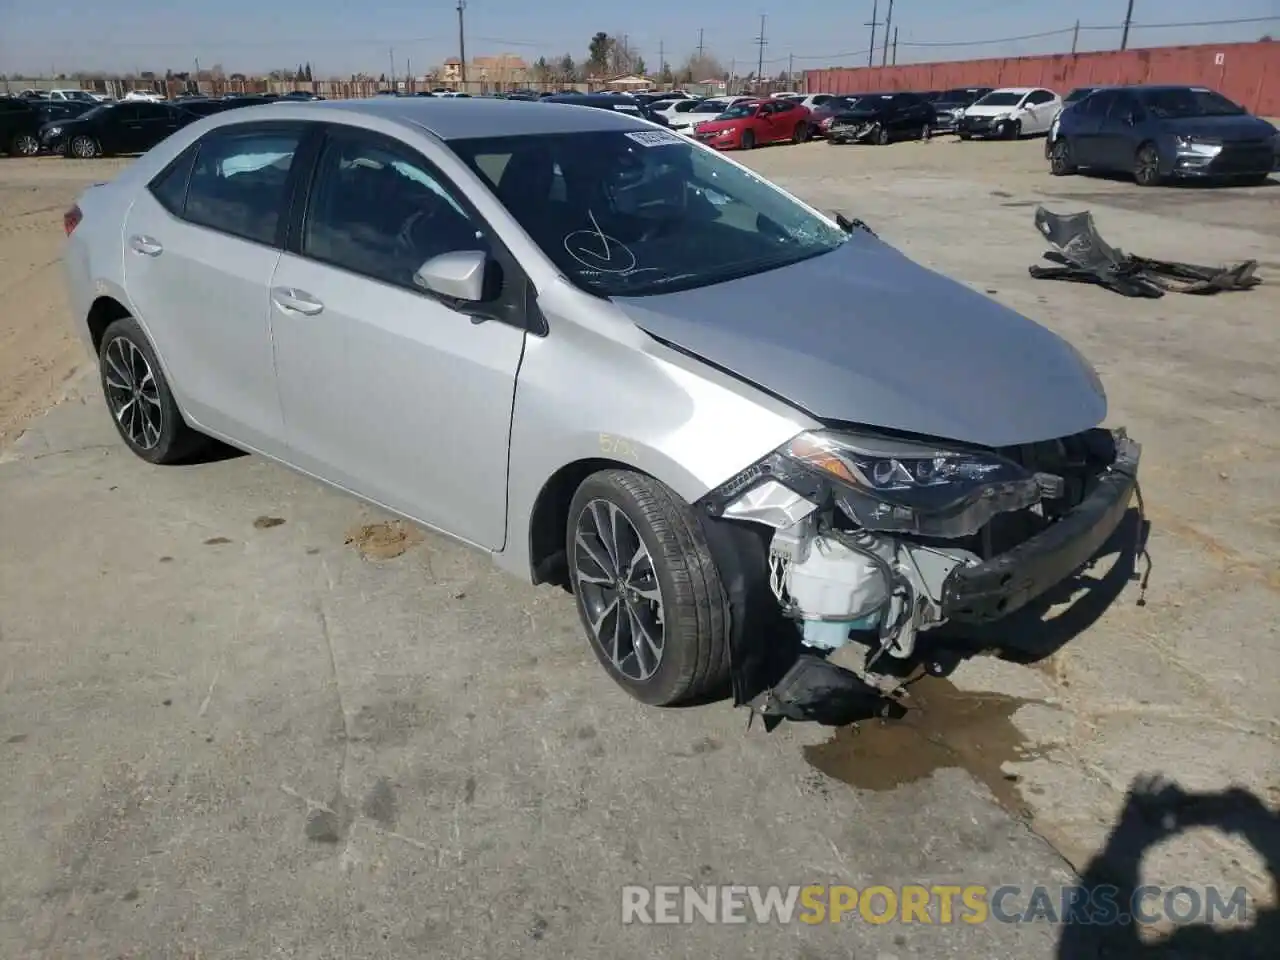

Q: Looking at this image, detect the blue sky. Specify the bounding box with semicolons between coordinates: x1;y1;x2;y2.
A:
2;0;1276;77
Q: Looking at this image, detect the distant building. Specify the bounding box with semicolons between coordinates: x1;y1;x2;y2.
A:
605;74;653;90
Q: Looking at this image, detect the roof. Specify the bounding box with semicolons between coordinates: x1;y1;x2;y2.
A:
261;96;652;140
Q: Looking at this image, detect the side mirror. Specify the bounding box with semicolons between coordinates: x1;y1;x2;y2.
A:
413;250;488;304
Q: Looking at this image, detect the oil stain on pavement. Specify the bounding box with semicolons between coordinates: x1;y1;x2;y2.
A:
804;676;1046;819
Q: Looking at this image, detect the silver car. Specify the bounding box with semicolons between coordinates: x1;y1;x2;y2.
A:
62;98;1140;725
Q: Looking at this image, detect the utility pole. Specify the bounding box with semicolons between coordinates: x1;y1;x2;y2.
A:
1120;0;1135;51
697;28;705;60
457;1;468;87
881;0;894;68
388;48;395;84
788;52;794;90
866;0;880;68
659;39;664;80
1072;19;1080;54
892;28;898;65
755;14;767;90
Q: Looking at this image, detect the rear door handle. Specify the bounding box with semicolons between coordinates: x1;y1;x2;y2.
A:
271;287;324;316
128;234;163;256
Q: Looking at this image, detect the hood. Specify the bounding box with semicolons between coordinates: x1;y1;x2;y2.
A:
963;102;1023;117
834;106;890;121
1157;114;1276;140
612;234;1108;448
694;116;743;133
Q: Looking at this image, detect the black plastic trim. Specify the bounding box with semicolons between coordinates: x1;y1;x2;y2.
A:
941;434;1140;623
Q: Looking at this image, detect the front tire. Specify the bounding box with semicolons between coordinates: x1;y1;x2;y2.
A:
69;135;100;159
1049;138;1077;176
98;316;208;464
1134;142;1162;187
567;469;729;706
875;124;891;146
740;129;756;150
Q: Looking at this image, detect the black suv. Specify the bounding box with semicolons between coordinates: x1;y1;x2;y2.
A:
0;97;44;156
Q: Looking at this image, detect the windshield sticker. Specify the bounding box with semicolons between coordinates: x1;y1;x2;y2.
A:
624;130;684;148
563;210;638;274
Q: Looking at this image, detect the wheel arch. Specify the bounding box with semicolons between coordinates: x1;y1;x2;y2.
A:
524;455;692;590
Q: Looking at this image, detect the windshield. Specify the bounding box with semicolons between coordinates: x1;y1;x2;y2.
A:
76;104;112;122
973;91;1023;107
692;100;727;113
450;130;849;297
1064;88;1095;103
1140;87;1245;118
717;102;758;120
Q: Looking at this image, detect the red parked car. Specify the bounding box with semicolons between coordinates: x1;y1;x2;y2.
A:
691;98;812;150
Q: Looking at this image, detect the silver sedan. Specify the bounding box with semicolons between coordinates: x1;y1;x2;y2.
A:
62;97;1139;725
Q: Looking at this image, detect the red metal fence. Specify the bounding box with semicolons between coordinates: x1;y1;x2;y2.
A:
805;41;1280;116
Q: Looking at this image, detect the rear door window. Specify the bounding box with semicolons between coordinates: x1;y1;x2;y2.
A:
183;125;305;245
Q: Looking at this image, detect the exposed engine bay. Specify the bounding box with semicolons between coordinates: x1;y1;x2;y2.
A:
700;425;1143;726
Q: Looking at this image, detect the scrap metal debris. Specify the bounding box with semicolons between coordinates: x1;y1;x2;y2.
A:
1028;207;1262;298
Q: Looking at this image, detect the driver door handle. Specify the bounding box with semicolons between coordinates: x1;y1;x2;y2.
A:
128;234;163;256
271;287;324;316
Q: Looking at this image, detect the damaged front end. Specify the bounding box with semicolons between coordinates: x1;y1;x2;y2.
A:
698;425;1141;726
828;120;881;145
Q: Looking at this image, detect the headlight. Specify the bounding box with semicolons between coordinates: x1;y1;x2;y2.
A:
755;430;1041;538
1174;134;1223;156
715;126;737;137
706;431;1042;538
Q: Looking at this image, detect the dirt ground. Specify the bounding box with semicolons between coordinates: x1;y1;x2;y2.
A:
0;157;128;443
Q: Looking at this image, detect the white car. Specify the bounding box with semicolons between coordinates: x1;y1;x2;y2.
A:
123;90;165;103
955;87;1061;139
668;96;755;134
48;89;106;104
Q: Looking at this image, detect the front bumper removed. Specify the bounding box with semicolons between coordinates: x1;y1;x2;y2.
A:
941;433;1139;622
701;428;1142;727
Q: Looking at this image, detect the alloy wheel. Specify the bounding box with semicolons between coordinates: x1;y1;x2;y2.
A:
13;134;39;157
1050;140;1072;175
71;136;97;159
103;336;163;449
1135;145;1160;186
572;498;665;682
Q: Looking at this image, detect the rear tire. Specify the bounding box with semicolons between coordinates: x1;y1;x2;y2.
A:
791;123;808;143
98;316;209;465
566;469;730;706
9;132;39;157
920;124;932;141
958;132;972;141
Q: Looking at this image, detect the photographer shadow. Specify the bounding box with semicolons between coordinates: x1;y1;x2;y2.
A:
1058;775;1278;959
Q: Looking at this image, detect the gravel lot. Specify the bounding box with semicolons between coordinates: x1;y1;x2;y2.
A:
1;138;1277;959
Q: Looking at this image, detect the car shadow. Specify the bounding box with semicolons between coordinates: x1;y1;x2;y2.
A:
875;507;1151;681
1057;775;1277;958
178;438;248;464
1072;168;1277;190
